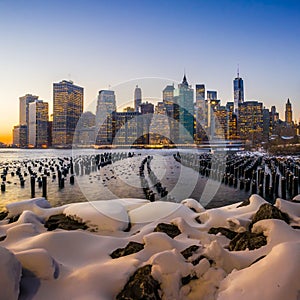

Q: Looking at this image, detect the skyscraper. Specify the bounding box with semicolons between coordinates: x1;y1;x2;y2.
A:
285;98;293;125
95;90;116;145
134;85;142;112
28;100;49;148
233;69;244;117
173;74;194;144
238;101;263;143
52;80;84;147
19;94;39;145
19;94;39;126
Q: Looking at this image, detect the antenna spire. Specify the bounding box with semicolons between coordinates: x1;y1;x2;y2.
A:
237;64;240;78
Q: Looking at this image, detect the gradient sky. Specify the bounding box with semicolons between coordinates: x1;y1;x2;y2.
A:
0;0;299;143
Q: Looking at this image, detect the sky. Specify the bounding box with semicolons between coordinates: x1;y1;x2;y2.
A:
0;0;300;144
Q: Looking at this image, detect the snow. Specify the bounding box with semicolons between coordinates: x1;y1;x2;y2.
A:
0;194;300;299
0;246;22;300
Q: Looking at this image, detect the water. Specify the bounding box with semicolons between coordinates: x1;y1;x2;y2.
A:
0;148;250;210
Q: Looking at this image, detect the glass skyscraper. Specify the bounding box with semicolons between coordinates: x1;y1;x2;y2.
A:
134;85;142;112
233;71;244;117
52;80;84;147
28;100;49;148
173;75;194;144
95;90;116;145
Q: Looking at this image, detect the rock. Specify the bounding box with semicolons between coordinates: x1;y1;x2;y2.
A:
250;203;290;229
228;231;267;251
110;241;144;259
45;214;88;231
0;211;8;220
153;223;181;239
181;245;200;259
237;198;250;208
191;255;214;266
116;265;161;300
9;214;20;223
181;274;198;285
208;227;238;240
0;246;22;300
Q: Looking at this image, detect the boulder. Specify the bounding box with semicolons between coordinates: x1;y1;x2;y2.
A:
45;214;88;231
180;245;200;259
208;227;238;240
153;223;181;239
110;241;144;259
250;203;290;229
116;265;161;300
228;231;267;251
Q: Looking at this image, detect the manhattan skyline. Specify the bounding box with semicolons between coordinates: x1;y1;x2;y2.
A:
0;0;299;144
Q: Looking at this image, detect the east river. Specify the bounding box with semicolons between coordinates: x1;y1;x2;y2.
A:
0;148;254;210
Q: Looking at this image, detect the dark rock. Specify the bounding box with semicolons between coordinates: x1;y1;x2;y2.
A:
250;203;290;229
0;235;6;241
45;214;88;231
195;216;202;224
0;211;8;220
181;245;200;259
153;223;181;239
9;214;20;223
237;198;250;208
208;227;238;240
191;255;214;266
181;274;198;285
292;226;300;230
228;232;267;251
110;241;144;259
116;265;161;300
123;222;132;232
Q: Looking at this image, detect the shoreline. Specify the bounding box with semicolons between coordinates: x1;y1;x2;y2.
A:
0;194;300;299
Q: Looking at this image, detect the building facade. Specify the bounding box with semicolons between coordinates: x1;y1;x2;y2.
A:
52;80;84;147
238;101;263;144
134;85;142;112
285;98;293;125
28;100;49;148
233;71;244;117
95;90;116;145
173;75;194;144
112;111;142;145
19;94;39;145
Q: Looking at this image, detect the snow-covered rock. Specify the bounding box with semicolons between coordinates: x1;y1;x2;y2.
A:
0;246;22;300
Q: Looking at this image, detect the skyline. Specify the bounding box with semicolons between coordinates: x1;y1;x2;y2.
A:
1;0;300;143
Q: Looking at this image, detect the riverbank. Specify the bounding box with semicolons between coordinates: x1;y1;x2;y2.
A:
0;194;300;299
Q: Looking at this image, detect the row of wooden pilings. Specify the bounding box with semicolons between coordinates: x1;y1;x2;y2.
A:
174;152;300;202
1;152;135;198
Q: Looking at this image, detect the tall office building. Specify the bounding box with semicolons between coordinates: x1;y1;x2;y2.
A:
28;100;49;148
134;85;142;112
19;94;39;126
52;80;84;147
112;111;142;145
173;74;194;144
238;101;263;143
12;125;27;148
285;98;293;125
163;84;175;118
233;70;244;117
150;101;170;145
195;84;205;119
95;90;116;145
19;94;39;145
163;85;176;142
226;102;238;140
